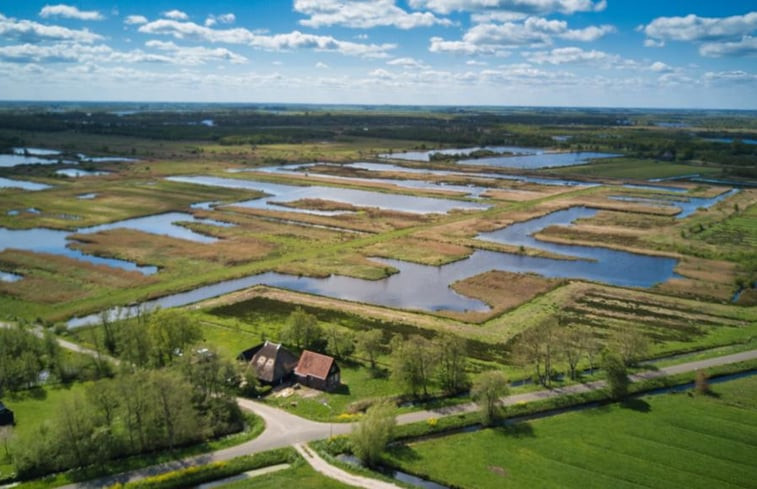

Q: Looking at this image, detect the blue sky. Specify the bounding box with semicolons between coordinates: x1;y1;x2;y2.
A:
0;1;756;108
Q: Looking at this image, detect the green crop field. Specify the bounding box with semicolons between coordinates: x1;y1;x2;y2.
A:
384;375;757;489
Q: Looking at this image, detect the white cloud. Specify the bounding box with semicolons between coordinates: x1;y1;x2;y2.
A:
315;61;328;69
125;15;148;25
138;19;396;57
703;70;757;84
205;13;236;27
163;10;189;21
145;40;247;64
649;61;673;73
466;59;487;65
644;38;664;48
0;40;247;66
408;0;606;15
39;4;104;21
560;24;615;42
0;13;102;43
387;57;429;68
527;46;617;65
643;12;757;42
294;0;451;29
700;36;757;57
430;16;613;56
429;36;500;55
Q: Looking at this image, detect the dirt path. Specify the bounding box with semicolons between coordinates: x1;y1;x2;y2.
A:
294;443;401;489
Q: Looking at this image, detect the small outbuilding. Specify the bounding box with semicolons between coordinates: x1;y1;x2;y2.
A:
240;341;299;386
0;402;14;426
294;350;341;391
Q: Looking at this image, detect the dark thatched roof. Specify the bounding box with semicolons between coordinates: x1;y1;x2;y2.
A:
248;341;298;384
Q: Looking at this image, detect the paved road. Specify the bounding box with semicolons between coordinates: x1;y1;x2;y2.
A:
295;443;401;489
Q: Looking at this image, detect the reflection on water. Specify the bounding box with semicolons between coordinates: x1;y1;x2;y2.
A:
380;145;540;162
168;175;489;215
56;169;110;177
67;205;685;327
0;270;21;282
460;151;618;169
0;212;235;276
609;188;738;219
0;177;50;191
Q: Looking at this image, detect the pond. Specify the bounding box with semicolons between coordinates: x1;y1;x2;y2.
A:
0;177;51;191
0;270;22;282
609;188;739;219
380;145;541;162
0;212;235;276
13;147;61;156
77;193;97;200
459;151;619;169
0;154;61;167
56;169;110;178
704;137;757;145
167;175;490;215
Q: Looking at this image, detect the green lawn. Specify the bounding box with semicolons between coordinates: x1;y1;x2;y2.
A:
548;157;723;179
216;460;353;489
384;375;757;489
264;362;401;421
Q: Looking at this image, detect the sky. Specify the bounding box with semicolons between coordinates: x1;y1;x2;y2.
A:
0;1;756;108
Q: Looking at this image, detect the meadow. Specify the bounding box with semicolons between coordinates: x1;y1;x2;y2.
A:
384;374;757;489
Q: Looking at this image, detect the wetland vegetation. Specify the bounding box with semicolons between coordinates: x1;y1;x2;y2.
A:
0;104;755;487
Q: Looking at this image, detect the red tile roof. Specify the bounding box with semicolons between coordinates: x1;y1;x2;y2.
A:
295;350;335;380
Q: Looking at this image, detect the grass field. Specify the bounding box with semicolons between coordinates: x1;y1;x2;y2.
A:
384;374;757;489
547;158;723;179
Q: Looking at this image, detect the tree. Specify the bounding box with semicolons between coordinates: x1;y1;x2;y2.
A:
99;310;117;354
147;309;202;367
325;325;355;360
390;335;439;398
356;329;383;369
560;326;590;380
515;318;560;387
437;333;469;394
280;307;323;350
471;371;509;426
603;352;629;400
350;401;396;467
695;370;710;395
610;328;649;367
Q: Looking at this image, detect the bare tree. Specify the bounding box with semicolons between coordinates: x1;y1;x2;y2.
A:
515;317;560;387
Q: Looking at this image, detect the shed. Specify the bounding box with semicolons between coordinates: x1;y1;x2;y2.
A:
0;402;14;426
294;350;341;391
243;341;298;385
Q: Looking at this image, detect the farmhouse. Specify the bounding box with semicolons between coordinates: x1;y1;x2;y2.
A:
240;341;299;386
0;401;14;426
294;350;341;391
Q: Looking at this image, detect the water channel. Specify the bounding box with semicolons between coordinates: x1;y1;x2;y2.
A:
167;175;490;214
66;205;684;327
0;212;234;276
